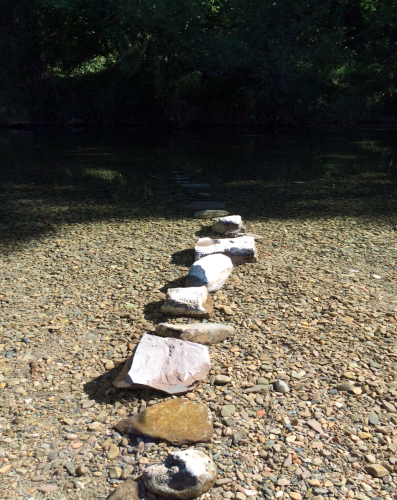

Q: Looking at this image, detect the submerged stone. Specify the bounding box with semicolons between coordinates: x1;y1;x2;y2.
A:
115;399;213;445
113;334;211;394
194;210;229;219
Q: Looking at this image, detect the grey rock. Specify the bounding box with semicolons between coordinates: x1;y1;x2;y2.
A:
186;254;233;292
65;461;76;476
143;449;217;499
113;333;211;395
369;413;379;425
221;405;236;417
274;380;290;393
156;322;234;345
232;431;248;445
243;384;272;394
382;400;397;413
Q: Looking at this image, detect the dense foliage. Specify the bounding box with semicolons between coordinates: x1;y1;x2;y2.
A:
1;0;396;125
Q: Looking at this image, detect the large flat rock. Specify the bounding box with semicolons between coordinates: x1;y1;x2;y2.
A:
183;201;226;210
113;334;211;394
115;399;213;445
143;449;217;499
195;236;256;264
155;322;234;345
194;210;229;219
186;254;233;292
180;183;212;189
161;286;213;318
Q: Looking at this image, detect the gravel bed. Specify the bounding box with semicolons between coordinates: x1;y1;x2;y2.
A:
0;170;397;500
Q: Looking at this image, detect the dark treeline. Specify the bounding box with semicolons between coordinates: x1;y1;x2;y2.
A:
1;0;396;126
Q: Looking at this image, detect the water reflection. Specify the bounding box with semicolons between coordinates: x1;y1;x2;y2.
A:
0;127;396;251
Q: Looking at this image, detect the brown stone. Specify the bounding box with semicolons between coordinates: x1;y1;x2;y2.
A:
109;480;139;500
115;398;213;445
365;464;389;477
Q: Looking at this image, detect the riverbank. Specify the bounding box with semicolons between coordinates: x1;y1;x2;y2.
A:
0;136;397;499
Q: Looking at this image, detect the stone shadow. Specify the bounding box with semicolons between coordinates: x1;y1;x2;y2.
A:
169;249;195;267
83;361;167;408
194;226;216;238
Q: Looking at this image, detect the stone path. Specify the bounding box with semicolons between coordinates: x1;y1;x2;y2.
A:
0;170;396;500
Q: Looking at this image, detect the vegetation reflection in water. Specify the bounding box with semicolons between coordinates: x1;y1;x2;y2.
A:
0;127;396;252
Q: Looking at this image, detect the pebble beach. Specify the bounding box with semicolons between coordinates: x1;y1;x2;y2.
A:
0;130;397;500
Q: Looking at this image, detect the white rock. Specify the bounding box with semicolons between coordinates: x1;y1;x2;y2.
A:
113;334;211;395
195;236;256;264
212;215;243;236
274;380;290;393
143;449;217;499
161;286;213;318
186;254;233;292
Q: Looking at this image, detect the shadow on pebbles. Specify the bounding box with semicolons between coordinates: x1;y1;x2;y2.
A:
0;201;397;500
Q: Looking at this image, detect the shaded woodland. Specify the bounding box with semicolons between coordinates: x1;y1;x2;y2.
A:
1;0;396;126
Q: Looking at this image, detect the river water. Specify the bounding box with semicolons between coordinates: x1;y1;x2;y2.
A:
0;127;396;250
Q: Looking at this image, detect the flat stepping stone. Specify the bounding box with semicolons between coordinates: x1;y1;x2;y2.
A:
183;201;226;210
116;398;213;445
194;210;229;219
180;183;212;188
161;286;213;318
143;450;217;499
186;254;233;292
113;334;210;394
155;322;234;345
195;236;256;264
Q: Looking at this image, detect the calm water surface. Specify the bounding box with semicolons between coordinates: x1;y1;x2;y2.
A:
0;127;396;249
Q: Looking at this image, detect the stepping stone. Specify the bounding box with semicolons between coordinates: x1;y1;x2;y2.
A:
195;236;256;264
180;183;212;188
155;322;234;345
116;399;213;445
161;286;213;318
113;334;211;395
212;215;245;237
143;449;217;499
194;210;229;219
186;254;233;292
183;201;226;210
